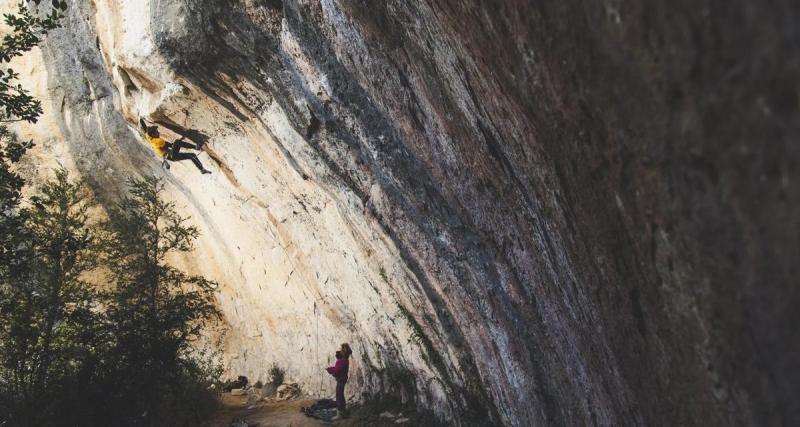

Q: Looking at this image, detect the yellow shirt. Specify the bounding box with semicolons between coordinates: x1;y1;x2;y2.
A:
145;134;168;158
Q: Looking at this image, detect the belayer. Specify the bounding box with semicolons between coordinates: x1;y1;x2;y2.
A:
139;117;211;174
326;343;352;419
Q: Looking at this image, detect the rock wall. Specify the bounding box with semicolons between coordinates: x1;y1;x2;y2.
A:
9;0;798;425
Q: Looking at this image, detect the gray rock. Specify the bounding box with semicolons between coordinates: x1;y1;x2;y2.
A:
26;0;800;425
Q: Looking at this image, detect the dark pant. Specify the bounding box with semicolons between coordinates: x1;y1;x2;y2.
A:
335;380;347;414
167;141;205;171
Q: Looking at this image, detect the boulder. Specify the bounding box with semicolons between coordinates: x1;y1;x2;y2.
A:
276;383;301;400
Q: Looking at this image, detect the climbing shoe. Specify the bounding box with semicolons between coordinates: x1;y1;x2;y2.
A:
202;169;212;174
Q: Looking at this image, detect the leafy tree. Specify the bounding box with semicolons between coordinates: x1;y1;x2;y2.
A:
0;0;67;123
0;170;103;426
0;4;223;425
0;127;31;281
1;172;224;426
0;0;67;276
0;3;72;425
24;170;105;409
99;176;221;425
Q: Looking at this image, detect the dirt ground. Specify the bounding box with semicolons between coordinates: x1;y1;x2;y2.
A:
206;394;399;427
206;394;325;427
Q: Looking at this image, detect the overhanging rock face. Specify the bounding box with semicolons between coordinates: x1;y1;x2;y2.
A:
22;0;799;425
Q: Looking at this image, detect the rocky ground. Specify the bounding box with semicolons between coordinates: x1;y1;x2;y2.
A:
207;393;429;427
207;395;324;427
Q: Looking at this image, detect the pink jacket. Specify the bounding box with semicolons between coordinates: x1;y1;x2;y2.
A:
326;357;349;381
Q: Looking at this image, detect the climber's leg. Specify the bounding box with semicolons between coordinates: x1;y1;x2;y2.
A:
170;152;211;174
174;139;200;151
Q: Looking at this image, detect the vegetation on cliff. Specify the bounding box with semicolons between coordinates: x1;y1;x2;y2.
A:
0;3;222;426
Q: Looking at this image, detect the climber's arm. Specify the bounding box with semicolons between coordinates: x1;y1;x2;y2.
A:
139;117;148;133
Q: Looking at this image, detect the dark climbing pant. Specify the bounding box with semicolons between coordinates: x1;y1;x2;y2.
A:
336;380;347;415
167;141;205;172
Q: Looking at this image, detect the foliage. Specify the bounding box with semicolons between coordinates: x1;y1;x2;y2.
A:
0;170;103;426
0;0;65;275
0;127;31;280
0;3;73;425
96;175;222;425
0;3;223;425
0;0;66;124
0;173;223;426
269;363;285;386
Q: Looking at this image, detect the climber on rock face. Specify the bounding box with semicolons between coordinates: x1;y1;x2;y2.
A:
139;117;211;174
326;343;352;419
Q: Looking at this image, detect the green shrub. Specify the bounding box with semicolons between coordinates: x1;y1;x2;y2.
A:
269;363;285;386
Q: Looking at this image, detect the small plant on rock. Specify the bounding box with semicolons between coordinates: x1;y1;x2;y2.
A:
269;363;285;386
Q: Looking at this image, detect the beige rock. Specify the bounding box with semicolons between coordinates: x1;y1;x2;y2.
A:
5;0;440;412
275;383;301;401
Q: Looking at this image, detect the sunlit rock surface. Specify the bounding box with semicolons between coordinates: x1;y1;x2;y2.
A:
9;0;799;425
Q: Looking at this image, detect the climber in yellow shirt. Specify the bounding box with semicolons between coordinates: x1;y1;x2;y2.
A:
139;117;211;174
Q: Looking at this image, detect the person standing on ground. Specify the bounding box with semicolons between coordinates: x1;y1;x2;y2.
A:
326;343;352;418
139;117;211;174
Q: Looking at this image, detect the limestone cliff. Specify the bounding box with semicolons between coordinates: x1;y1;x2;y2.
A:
8;0;798;425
